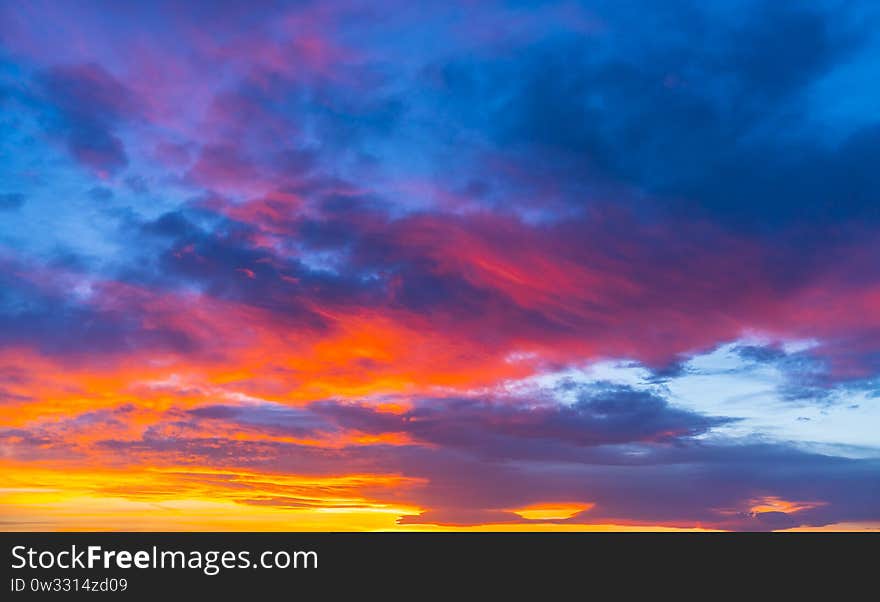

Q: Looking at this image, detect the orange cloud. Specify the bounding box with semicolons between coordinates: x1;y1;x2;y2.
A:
510;502;594;521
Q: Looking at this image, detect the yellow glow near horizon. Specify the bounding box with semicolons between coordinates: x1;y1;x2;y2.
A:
510;502;594;521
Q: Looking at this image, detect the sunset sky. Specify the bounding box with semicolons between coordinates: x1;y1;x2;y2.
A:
1;0;878;531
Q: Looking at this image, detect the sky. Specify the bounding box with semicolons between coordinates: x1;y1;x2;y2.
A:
0;0;878;531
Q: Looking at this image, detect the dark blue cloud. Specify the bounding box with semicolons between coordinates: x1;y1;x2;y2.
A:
0;192;25;210
425;2;876;230
312;384;733;459
184;403;334;439
36;63;134;174
132;209;382;328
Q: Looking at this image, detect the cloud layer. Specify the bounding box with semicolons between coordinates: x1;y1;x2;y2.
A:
0;0;878;531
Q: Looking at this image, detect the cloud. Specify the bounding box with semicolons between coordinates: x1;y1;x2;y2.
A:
185;403;334;439
87;186;114;201
36;63;136;175
1;371;876;530
0;192;26;210
313;384;732;457
0;0;879;531
0;258;198;358
427;2;873;229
